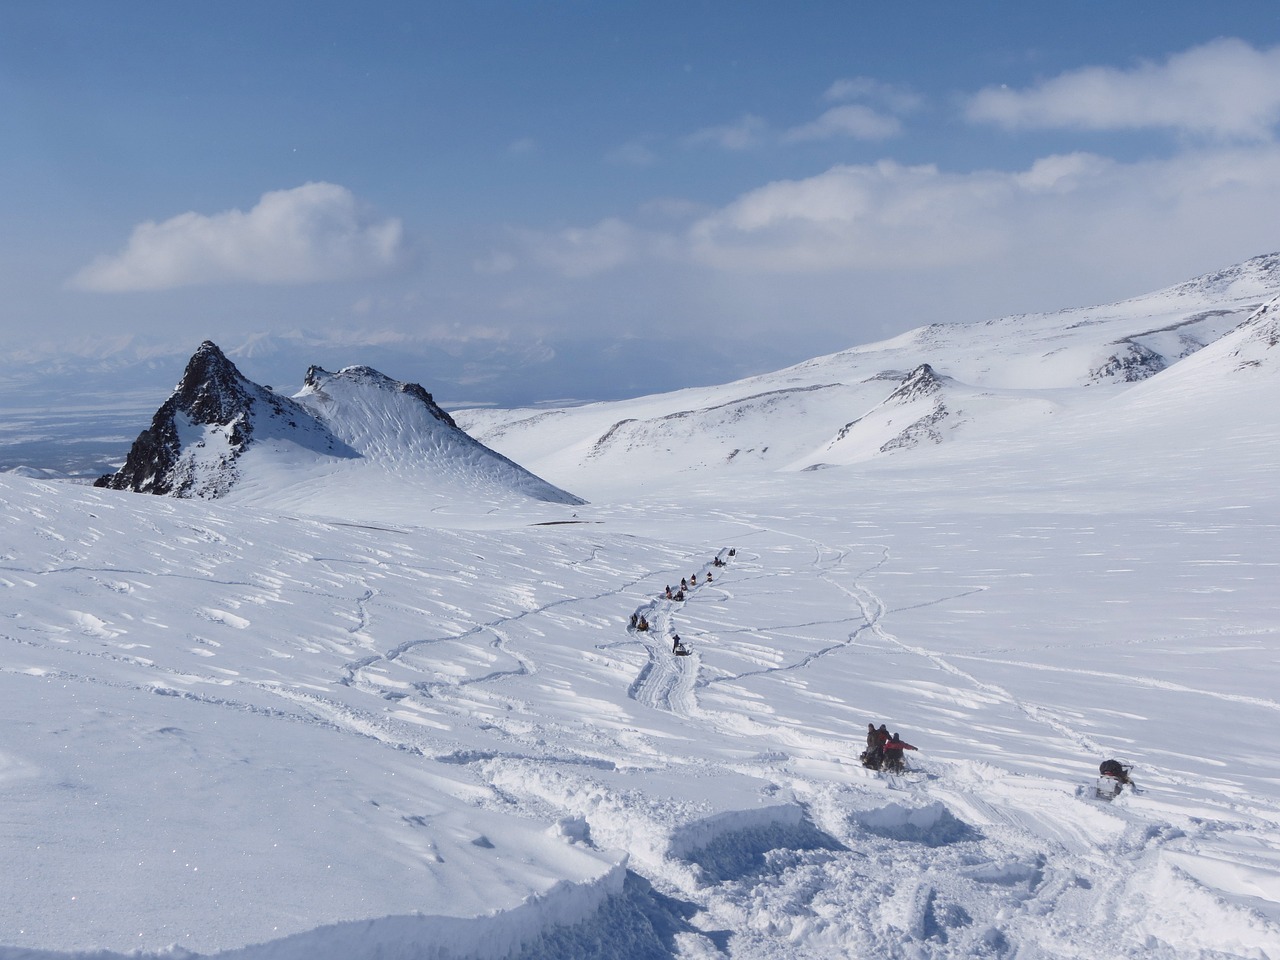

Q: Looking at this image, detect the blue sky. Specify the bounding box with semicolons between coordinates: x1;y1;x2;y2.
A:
4;1;1280;403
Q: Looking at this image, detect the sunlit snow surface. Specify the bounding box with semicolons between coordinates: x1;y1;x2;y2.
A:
4;297;1280;957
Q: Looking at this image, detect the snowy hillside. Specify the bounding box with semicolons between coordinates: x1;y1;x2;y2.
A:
455;253;1280;497
3;258;1280;959
96;342;584;517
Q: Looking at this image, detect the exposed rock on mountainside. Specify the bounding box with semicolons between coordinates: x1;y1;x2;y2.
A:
1088;341;1167;383
1228;294;1280;365
96;342;584;507
95;341;348;498
828;363;952;459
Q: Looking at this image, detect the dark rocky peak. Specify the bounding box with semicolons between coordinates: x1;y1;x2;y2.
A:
175;341;259;426
95;340;340;498
886;363;945;404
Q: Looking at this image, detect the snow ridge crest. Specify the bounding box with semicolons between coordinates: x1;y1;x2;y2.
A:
97;341;584;506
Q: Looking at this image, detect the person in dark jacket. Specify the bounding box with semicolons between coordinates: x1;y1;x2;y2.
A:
862;723;882;768
1099;759;1132;785
862;723;890;768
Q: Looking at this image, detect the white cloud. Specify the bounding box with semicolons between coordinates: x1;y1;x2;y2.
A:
966;38;1280;141
824;77;923;114
686;160;1014;271
494;141;1280;292
685;114;769;151
607;141;658;166
684;145;1280;282
71;183;407;292
783;104;902;143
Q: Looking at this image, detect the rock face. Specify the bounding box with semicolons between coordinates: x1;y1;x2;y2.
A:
96;341;584;506
829;363;952;456
94;341;340;498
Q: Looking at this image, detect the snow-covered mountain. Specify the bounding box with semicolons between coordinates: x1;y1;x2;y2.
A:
455;253;1280;495
5;256;1280;960
96;341;584;514
94;341;355;498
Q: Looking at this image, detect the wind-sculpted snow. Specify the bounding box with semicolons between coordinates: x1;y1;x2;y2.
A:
5;356;1280;960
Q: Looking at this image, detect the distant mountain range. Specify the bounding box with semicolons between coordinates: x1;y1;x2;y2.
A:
454;253;1280;491
96;341;584;509
5;253;1280;490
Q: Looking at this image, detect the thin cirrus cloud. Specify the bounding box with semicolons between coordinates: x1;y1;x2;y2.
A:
823;77;923;114
685;114;770;151
70;182;408;292
966;38;1280;141
690;77;916;150
508;218;646;279
782;104;903;143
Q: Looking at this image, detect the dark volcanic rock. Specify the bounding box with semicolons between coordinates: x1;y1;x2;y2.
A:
885;363;945;403
95;341;328;498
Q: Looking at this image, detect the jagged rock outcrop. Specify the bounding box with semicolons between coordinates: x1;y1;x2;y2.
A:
828;364;951;455
883;362;945;405
96;341;584;506
95;341;344;498
1089;341;1168;383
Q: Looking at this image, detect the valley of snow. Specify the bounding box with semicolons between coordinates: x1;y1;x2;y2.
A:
3;260;1280;959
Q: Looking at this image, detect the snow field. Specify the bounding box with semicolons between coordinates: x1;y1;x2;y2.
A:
5;281;1280;957
4;457;1280;957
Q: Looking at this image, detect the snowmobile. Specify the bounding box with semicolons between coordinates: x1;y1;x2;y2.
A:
672;635;691;656
1095;759;1134;801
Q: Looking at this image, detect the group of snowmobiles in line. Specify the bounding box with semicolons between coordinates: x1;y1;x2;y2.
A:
627;548;737;657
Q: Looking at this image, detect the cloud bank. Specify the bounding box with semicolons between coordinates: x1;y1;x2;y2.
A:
508;144;1280;281
967;38;1280;141
72;183;407;292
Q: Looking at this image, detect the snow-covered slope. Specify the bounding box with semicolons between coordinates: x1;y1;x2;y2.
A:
4;348;1280;957
456;253;1280;496
97;342;584;517
5;257;1280;960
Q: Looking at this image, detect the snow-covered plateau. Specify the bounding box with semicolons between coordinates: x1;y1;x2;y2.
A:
3;257;1280;959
